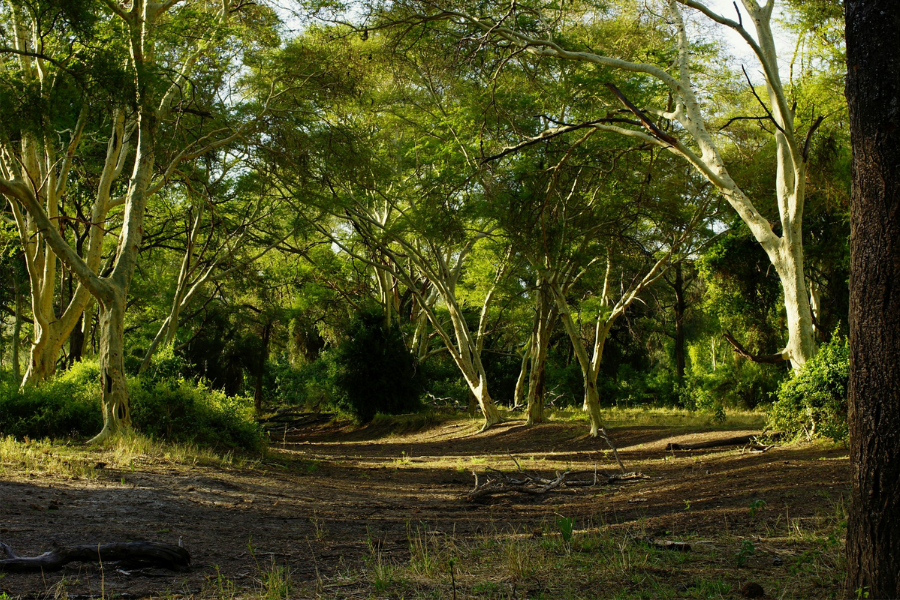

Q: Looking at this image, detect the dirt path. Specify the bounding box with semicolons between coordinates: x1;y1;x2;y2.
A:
0;419;850;599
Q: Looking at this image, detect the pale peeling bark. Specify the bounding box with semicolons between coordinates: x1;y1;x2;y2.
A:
438;0;818;368
1;0;241;442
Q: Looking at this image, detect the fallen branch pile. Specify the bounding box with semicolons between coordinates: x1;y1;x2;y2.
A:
467;459;648;501
0;541;190;573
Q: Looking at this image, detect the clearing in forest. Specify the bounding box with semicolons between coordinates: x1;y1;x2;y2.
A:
0;410;849;599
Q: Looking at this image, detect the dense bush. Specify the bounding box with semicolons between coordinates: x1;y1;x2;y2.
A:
0;362;102;439
0;358;264;452
130;376;263;452
330;311;424;423
768;331;849;442
270;353;337;409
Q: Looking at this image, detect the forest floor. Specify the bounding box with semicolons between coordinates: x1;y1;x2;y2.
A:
0;409;850;600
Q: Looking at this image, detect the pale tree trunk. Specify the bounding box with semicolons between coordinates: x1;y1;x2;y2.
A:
549;246;679;465
12;107;127;387
1;0;241;444
138;202;289;374
13;275;22;383
95;289;131;440
323;222;506;430
672;262;686;382
526;282;557;425
513;336;530;408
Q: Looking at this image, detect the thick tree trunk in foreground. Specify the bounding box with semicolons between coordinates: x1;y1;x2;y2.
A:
845;1;900;597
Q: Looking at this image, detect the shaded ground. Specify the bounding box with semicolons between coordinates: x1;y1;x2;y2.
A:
0;415;850;599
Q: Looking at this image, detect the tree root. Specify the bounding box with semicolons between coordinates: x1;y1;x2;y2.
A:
0;541;190;573
466;457;648;501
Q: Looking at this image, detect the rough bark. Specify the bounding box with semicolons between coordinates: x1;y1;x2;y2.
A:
845;1;900;596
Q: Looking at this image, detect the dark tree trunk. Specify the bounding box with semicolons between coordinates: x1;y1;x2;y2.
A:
254;320;272;414
68;313;85;367
845;2;900;597
673;262;686;381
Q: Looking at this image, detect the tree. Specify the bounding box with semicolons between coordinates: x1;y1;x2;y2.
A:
372;0;823;369
844;0;900;596
0;0;274;441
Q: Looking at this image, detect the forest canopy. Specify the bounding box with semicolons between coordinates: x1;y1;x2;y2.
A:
0;0;850;445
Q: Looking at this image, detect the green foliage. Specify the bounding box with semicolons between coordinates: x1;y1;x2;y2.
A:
330;311;424;423
129;377;263;453
0;360;263;452
735;539;755;568
0;362;103;439
270;353;338;409
555;515;575;544
768;331;849;442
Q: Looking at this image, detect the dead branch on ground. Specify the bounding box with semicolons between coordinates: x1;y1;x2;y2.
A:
0;541;190;573
466;457;648;501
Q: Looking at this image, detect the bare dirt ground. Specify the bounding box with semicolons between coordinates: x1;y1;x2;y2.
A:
0;416;850;599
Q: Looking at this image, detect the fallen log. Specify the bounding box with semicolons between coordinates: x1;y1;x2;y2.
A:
666;433;781;452
466;460;648;501
0;541;190;573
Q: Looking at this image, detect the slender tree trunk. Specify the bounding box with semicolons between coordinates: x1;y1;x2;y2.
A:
89;288;131;444
513;337;530;408
845;2;900;596
68;314;85;367
527;281;556;425
13;276;22;383
673;263;686;382
254;321;272;414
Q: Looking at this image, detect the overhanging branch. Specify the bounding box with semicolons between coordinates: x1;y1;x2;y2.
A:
722;332;785;364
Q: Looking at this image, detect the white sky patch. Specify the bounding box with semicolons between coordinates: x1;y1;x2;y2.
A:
699;1;797;83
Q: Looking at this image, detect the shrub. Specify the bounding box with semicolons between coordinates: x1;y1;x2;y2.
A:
330;310;423;423
0;362;102;439
129;376;263;452
0;359;264;452
768;331;849;442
